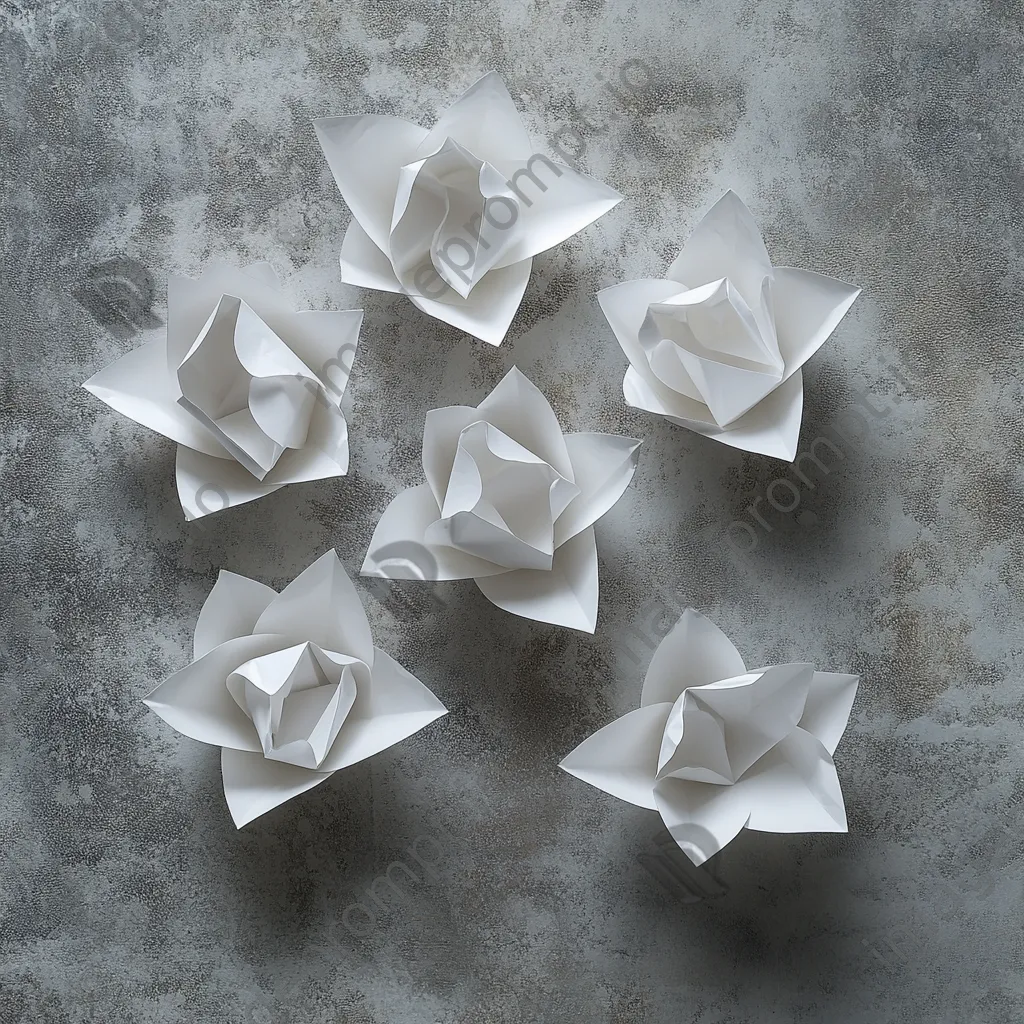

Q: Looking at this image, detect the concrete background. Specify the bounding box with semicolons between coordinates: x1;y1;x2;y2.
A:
3;1;1023;1021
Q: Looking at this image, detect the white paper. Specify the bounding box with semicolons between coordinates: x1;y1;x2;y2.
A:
362;366;642;633
143;551;447;827
314;72;622;346
599;191;861;461
559;608;858;864
83;262;363;518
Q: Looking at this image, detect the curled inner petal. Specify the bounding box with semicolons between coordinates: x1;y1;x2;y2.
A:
176;295;324;479
389;137;521;301
425;420;579;571
639;278;785;427
226;641;365;770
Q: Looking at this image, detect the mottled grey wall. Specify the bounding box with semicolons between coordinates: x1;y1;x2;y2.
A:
3;1;1023;1022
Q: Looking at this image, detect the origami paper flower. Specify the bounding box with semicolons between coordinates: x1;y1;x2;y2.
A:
598;191;860;461
560;609;858;864
144;551;447;827
83;262;363;519
361;366;641;633
314;72;622;345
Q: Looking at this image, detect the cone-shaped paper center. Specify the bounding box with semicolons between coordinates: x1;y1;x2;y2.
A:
639;279;786;428
226;641;358;769
426;420;579;570
176;295;321;479
389;137;521;301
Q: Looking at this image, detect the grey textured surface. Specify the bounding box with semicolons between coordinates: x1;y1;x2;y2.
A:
3;1;1023;1021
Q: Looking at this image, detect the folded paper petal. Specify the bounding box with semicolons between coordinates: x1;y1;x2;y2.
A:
143;633;292;751
285;309;364;398
254;550;374;666
422;405;483;509
799;672;859;755
680;370;805;462
361;483;509;581
622;365;715;427
221;746;334;828
654;774;751;866
83;339;230;457
407;257;532;346
667;190;774;312
559;702;674;810
176;439;349;520
771;266;861;381
490;159;623;267
554;433;642;545
193;570;278;660
414;71;534;167
640;608;747;707
740;729;848;833
476;366;575;480
340;219;405;293
320;648;448;772
313;114;430;255
473;525;599;632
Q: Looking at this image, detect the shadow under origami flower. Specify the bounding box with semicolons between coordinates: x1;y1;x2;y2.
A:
83;262;362;518
314;71;622;345
560;608;859;864
144;551;447;827
599;191;861;461
361;366;642;633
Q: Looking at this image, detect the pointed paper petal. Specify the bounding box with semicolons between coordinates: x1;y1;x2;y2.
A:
175;441;348;520
490;159;622;266
285;309;363;400
83;339;229;457
253;550;374;665
408;257;531;346
771;266;861;380
641;608;746;707
654;774;751;866
313;114;430;255
681;369;805;462
554;433;642;545
320;648;447;772
473;525;598;632
340;219;404;293
143;633;292;751
361;483;508;581
193;570;278;660
667;191;773;311
799;672;859;755
221;746;333;828
422;405;481;508
239;262;281;291
415;72;534;166
559;703;673;810
599;279;715;423
476;366;574;480
622;365;715;426
740;729;848;833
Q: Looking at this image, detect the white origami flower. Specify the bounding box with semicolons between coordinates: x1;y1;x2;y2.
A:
144;550;447;827
599;191;861;461
560;609;858;864
314;72;622;345
83;262;363;519
361;367;641;633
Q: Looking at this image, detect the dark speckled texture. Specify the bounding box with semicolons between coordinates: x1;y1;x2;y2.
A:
3;1;1024;1021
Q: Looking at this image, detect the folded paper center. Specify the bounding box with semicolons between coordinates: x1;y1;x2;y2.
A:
226;641;359;770
176;295;324;480
389;137;521;302
655;664;815;787
425;420;579;571
639;278;785;428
